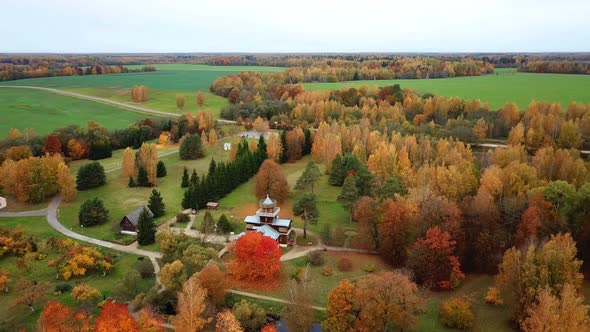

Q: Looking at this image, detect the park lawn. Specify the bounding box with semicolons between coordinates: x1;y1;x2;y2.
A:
0;217;154;331
66;87;228;117
304;68;590;109
190;209;246;234
0;88;146;135
58;142;231;244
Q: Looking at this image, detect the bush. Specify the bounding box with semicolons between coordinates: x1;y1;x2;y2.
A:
485;287;504;305
337;257;353;272
79;197;109;227
307;250;325;266
54;283;72;293
321;266;334;277
363;263;376;273
179;134;204;160
232;299;267;331
439;296;475;329
176;213;190;223
76;162;106;190
136;259;155;278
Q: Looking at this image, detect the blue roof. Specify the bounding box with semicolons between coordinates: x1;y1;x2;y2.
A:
255;224;280;240
244;215;260;224
273;218;291;227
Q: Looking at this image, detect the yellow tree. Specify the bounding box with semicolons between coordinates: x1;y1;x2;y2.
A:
57;162;77;202
367;142;398;185
252;117;269;132
138;143;159;184
176;95;186;110
121;147;135;178
215;310;243;332
472;118;488;140
266;134;283;162
196;92;205;108
508;123;525;146
0;269;9;292
208;129;218;145
174;275;212;332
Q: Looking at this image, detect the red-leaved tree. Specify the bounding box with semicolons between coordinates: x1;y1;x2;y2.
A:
94;300;138;332
37;301;91;332
43;134;62;155
408;226;465;290
229;231;282;288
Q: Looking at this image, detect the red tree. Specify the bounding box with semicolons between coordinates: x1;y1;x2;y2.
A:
94;300;138;332
408;226;465;290
37;301;91;332
229;231;282;288
378;196;413;265
43;134;62;155
353;196;379;249
515;193;557;247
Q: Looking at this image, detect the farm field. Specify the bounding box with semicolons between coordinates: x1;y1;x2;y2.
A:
304;68;590;109
0;88;147;135
0;217;154;330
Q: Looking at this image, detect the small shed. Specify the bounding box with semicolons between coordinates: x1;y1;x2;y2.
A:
120;206;154;233
206;202;219;210
223;143;231;151
0;196;6;210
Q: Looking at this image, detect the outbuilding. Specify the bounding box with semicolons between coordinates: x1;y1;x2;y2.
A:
119;206;154;234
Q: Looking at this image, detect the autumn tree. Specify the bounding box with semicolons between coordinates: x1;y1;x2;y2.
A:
136;308;165;332
408;226;465;290
229;231;282;287
176;95;186;110
295;161;321;194
496;233;583;324
159;260;187;293
122;147;135;178
131;85;148;102
13;279;49;312
72;283;102;311
174;275;212;332
521;283;590;332
293;192;318;239
232;300;267;331
324;279;357;332
379;196;414;266
266;133;283;162
138;143;159;185
37;301;90;332
67;139;86;160
252;117;269;132
285;129;304;162
0;269;8;293
95;300;138;332
215;310;243;332
44;134;62;155
507;123;525;146
57;162;77;202
254;159;289;203
4;145;32;161
196;92;205;107
353;196;379;249
209;129;218;145
198;262;229;306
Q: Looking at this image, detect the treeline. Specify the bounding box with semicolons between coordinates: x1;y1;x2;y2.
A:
212;71;590;149
519;60;590;75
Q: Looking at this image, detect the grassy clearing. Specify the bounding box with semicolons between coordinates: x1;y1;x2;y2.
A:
0;88;146;135
58;142;231;244
304;68;590;109
0;216;154;330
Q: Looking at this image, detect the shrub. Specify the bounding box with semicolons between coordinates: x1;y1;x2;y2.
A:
363;263;377;273
232;299;267;331
485;287;504;305
321;266;334;277
176;213;190;223
439;296;475;329
136;259;154;278
179;134;204;160
79;198;109;227
337;257;353;272
307;250;325;266
76;162;106;190
54;283;72;293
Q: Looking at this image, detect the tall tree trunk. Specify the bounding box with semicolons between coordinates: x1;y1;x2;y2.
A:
303;207;308;239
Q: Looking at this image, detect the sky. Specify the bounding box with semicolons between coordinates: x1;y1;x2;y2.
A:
1;0;589;53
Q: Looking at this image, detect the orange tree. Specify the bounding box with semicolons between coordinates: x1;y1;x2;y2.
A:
228;231;282;288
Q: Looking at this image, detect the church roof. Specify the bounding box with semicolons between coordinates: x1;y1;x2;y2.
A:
254;224;280;240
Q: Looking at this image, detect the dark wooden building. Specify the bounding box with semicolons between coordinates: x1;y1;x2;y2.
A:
120;206;154;233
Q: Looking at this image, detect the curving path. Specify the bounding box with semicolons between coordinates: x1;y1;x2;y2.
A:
0;85;237;124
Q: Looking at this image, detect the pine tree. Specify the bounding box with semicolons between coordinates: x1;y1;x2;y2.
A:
217;214;232;235
137;166;149;187
181;167;189;188
137;207;156;245
329;154;344;186
295;161;321;194
190;170;199;187
257;135;268;162
128;176;136;188
293;192;319;238
208;159;217;177
148;189;165;218
303;128;312;155
156;161;167;178
338;175;359;223
279;131;288;164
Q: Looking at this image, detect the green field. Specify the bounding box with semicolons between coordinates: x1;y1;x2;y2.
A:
0;88;147;135
0;65;284;92
305;68;590;109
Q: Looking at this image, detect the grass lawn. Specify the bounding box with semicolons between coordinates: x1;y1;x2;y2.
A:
304;68;590;109
0;217;154;330
0;88;146;135
58;142;231;244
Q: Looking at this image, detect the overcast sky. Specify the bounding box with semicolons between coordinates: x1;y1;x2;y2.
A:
1;0;589;53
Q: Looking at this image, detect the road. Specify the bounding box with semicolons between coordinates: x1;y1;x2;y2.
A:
0;85;237;124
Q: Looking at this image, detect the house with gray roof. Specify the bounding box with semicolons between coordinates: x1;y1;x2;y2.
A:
119;206;154;234
242;195;293;246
